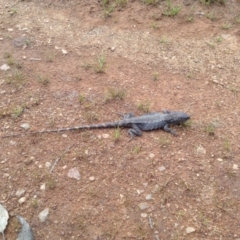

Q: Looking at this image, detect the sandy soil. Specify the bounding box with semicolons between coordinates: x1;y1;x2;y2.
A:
1;0;240;239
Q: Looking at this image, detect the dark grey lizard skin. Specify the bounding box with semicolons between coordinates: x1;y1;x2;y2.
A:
2;110;190;138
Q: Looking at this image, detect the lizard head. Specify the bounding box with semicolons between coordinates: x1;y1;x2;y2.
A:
169;111;190;125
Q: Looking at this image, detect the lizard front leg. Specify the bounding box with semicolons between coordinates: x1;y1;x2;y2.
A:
163;124;177;136
128;123;142;140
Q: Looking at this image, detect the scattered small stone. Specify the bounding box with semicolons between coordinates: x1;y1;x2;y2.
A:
137;189;144;195
89;176;95;181
141;213;148;218
67;167;81;180
38;165;43;168
62;165;67;169
10;140;16;145
0;38;3;41
20;123;30;130
217;158;223;162
158;166;166;172
62;134;67;138
1;64;10;71
18;197;26;205
110;46;115;51
45;162;51;169
102;133;110;138
233;164;238;170
16;189;25;198
40;184;46;191
62;49;68;54
149;153;155;159
196;145;206;155
138;202;149;210
145;194;153;200
38;208;49;222
186;227;195;234
8;28;14;31
22;56;26;59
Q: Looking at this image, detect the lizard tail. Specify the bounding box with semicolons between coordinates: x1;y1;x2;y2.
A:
2;121;124;138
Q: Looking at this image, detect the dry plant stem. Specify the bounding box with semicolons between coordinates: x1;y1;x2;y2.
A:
50;144;74;173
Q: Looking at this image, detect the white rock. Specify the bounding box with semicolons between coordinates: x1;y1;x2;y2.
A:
141;213;148;218
217;158;223;162
38;208;49;222
10;140;16;145
16;189;25;197
145;194;153;200
158;166;166;171
45;162;51;169
8;28;13;31
138;202;149;210
0;64;10;71
20;123;30;130
149;153;155;159
102;133;110;139
67;167;81;180
186;227;195;233
18;197;26;204
196;145;206;155
233;164;238;170
62;134;67;138
89;176;95;181
40;184;46;191
62;49;68;55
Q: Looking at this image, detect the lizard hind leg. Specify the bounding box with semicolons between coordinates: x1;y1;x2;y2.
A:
128;123;142;141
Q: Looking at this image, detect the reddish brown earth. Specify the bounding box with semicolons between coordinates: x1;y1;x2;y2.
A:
1;0;240;239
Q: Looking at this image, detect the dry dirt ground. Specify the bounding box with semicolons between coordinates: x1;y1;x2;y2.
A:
1;0;240;239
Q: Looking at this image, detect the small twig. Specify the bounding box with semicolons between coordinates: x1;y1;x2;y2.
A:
148;216;153;229
50;144;74;173
154;235;160;240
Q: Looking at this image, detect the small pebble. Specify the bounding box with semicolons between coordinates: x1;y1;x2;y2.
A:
196;145;206;155
16;189;25;197
62;134;67;138
68;167;81;180
138;202;149;210
102;133;110;139
20;123;30;130
158;166;166;171
89;176;95;181
0;64;10;71
45;162;51;169
149;153;155;159
18;197;26;205
62;49;68;54
186;227;195;233
40;184;46;191
145;194;153;200
10;140;16;145
217;158;223;162
38;208;49;222
233;164;238;170
141;213;148;218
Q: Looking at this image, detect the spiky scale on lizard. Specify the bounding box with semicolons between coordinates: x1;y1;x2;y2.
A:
1;110;190;138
